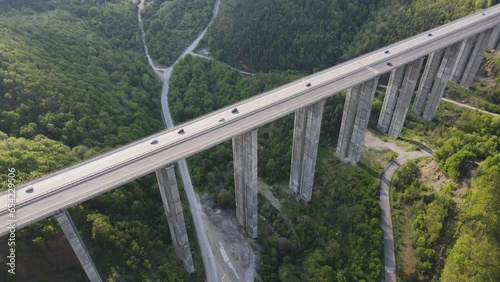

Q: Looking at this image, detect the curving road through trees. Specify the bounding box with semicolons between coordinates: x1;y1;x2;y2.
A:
138;1;221;281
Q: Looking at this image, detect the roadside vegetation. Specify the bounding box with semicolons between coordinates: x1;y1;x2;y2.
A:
391;51;500;281
0;0;204;280
141;0;216;66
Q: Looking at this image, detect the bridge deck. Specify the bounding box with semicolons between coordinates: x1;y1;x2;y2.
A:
1;5;499;236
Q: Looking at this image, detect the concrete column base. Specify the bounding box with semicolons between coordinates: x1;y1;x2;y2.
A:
233;129;258;238
377;66;405;133
155;165;195;273
337;78;379;164
413;50;445;115
460;28;494;88
387;58;424;138
423;42;461;121
289;100;325;202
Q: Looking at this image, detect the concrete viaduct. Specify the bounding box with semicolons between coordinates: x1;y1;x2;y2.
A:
1;5;499;281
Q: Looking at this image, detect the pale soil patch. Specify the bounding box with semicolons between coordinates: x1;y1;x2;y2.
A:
199;194;256;281
258;178;282;211
418;158;470;208
419;158;452;191
360;147;396;173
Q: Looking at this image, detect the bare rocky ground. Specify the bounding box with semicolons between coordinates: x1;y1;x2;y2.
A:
198;194;256;281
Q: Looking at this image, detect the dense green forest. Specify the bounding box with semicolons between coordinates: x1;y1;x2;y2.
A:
1;0;498;280
168;55;382;280
444;50;500;114
0;0;205;280
169;56;345;194
141;0;215;66
390;51;500;281
203;0;495;72
0;1;163;148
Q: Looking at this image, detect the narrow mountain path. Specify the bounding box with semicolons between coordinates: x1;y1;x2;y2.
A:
363;131;432;282
190;52;256;76
441;97;498;116
137;1;256;281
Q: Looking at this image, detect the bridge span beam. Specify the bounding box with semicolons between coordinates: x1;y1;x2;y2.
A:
423;43;461;121
387;58;424;138
337;78;379;164
155;165;194;273
233;129;258;238
54;210;102;282
289;100;325;202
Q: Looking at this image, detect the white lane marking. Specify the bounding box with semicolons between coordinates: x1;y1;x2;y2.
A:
357;61;380;74
219;242;240;280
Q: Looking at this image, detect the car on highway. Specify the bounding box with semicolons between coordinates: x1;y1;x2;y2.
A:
218;117;225;122
231;108;238;114
178;129;185;134
150;139;158;145
306;82;312;87
26;186;34;193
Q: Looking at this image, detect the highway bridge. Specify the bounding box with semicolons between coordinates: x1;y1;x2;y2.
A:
1;4;499;282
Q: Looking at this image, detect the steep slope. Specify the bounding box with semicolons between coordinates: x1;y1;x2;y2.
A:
203;0;495;72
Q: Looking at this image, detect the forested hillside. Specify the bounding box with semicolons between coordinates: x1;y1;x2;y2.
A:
168;55;382;281
0;1;163;149
169;56;345;192
141;0;216;65
390;50;500;281
0;0;204;280
1;0;498;281
203;0;495;72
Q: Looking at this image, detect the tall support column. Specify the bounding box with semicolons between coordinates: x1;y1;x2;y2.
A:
460;28;494;88
155;166;194;273
54;210;102;282
233;129;258;238
413;50;445;115
289;100;325;202
488;24;500;50
423;43;461;121
337;85;361;160
337;78;379;164
451;35;478;82
377;66;405;133
387;58;424;138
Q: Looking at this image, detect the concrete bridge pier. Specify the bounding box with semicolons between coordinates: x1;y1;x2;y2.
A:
289;100;325;202
155;165;195;273
337;78;379;164
412;50;445;115
54;210;102;282
460;28;494;88
452;34;479;83
377;66;405;133
491;24;500;50
423;43;461;121
232;129;258;238
387;58;424;138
